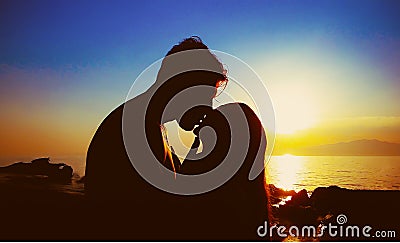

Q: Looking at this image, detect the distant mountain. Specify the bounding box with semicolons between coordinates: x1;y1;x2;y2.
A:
293;139;400;156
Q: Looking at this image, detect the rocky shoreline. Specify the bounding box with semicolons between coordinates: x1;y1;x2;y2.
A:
0;158;73;182
269;184;400;241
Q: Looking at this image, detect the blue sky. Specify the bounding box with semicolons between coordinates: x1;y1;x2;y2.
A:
1;0;400;163
2;0;399;68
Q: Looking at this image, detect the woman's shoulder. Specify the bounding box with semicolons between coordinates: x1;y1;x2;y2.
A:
216;102;259;120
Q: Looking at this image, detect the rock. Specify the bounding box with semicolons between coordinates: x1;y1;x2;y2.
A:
0;157;73;182
268;184;296;197
288;189;310;207
310;186;349;214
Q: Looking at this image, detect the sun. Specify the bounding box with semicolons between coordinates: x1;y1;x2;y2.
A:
272;85;318;134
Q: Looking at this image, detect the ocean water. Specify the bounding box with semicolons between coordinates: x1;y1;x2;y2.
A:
266;155;400;192
2;155;400;193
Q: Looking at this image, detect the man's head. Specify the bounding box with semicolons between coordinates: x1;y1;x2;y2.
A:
156;37;227;124
156;36;227;92
166;36;208;56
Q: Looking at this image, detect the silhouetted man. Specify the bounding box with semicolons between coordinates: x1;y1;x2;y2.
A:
85;37;268;240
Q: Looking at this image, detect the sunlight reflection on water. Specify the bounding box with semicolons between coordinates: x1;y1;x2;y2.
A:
266;155;400;192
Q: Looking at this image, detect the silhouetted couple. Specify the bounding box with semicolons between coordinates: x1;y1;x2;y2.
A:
85;37;269;240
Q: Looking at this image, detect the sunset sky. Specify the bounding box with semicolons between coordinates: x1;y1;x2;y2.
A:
1;0;400;171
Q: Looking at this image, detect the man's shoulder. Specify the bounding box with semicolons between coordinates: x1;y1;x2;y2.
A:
101;93;149;126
